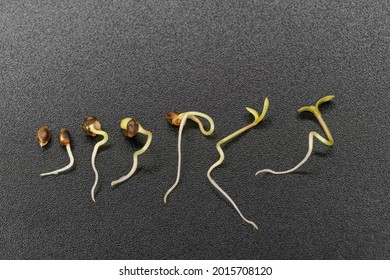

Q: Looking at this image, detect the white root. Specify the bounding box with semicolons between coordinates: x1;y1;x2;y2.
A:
164;113;188;204
256;132;314;176
40;144;74;177
88;127;108;203
208;162;259;230
111;130;153;187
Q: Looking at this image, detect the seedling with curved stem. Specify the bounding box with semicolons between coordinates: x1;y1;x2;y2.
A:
111;118;153;187
37;126;50;148
40;128;74;176
256;95;335;176
82;116;109;202
164;111;215;204
207;98;269;230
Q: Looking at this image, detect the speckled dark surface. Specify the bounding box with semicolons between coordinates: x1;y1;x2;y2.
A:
1;0;390;259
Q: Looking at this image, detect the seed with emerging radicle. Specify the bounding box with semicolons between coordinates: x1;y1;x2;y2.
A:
163;110;215;204
82;116;109;202
40;128;75;177
111;117;153;187
37;126;51;148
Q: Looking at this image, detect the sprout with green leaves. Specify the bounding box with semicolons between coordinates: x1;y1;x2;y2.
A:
111;118;153;187
37;126;50;148
208;98;269;230
82;116;109;202
40;128;74;176
256;95;335;176
164;111;215;204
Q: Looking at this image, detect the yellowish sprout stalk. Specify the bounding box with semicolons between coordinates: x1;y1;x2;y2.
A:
40;128;74;176
82;116;109;202
256;95;335;176
164;111;215;204
207;98;269;230
111;118;153;187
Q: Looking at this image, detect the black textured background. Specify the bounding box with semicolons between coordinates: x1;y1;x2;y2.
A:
1;0;390;259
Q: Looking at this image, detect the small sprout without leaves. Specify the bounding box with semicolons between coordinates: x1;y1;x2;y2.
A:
111;118;153;187
164;111;215;204
207;98;269;230
256;95;335;176
82;116;109;202
40;128;74;176
37;126;50;147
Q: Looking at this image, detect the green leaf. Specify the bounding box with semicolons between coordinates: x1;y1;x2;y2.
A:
259;97;270;120
298;105;316;114
250;97;270;125
316;95;335;108
246;107;259;120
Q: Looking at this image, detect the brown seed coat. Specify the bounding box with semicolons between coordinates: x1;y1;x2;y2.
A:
125;119;139;138
58;128;71;146
37;126;50;147
82;116;101;136
166;111;180;126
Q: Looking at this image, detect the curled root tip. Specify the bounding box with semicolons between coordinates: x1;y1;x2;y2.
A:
164;194;168;205
255;170;267;176
246;220;259;230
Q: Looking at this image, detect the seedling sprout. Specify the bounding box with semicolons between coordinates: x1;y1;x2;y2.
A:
207;98;269;230
111;118;153;187
40;128;74;176
82;116;109;202
164;111;215;204
37;126;50;147
256;95;335;176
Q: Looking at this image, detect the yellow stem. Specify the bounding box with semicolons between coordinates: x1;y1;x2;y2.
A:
179;112;215;135
313;111;334;146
